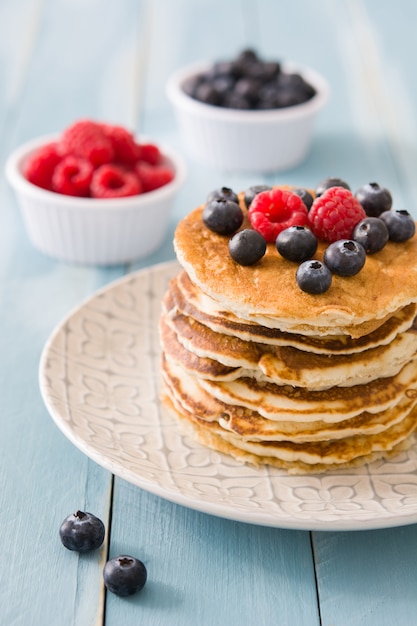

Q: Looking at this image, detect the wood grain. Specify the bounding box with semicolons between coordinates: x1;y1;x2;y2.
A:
0;0;416;624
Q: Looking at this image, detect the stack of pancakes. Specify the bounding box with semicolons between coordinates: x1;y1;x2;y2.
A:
160;191;417;474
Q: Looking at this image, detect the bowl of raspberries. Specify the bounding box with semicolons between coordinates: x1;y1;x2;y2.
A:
166;49;329;173
5;119;186;265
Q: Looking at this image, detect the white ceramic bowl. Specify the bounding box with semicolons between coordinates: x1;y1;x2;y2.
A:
5;135;187;265
166;61;329;173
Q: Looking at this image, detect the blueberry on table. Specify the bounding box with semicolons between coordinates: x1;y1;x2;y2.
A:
276;226;318;262
243;185;272;209
103;555;147;597
353;217;389;253
379;209;416;242
315;177;350;197
206;186;239;205
229;229;266;265
202;199;244;235
324;240;366;276
59;510;105;552
355;182;392;217
296;260;332;294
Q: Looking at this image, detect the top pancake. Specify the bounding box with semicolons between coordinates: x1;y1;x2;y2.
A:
174;195;417;336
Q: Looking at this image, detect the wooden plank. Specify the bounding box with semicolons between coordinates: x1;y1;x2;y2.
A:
359;0;417;214
313;527;417;626
113;2;320;626
106;482;320;626
309;2;417;625
0;0;43;141
0;0;147;624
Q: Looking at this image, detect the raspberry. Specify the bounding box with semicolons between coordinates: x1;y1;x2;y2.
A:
135;162;174;192
101;124;140;165
308;187;366;242
52;155;94;196
91;164;142;198
137;143;162;165
24;142;61;190
248;188;309;243
59;120;114;167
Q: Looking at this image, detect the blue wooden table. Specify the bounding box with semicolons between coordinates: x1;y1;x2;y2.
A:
1;1;417;624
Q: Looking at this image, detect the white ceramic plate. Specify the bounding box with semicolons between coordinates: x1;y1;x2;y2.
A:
39;261;417;531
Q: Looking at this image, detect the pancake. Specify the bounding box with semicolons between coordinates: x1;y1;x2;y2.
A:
164;306;417;389
218;409;417;466
198;361;417;422
162;390;417;474
174;201;417;336
162;356;417;443
160;184;417;473
160;313;240;381
169;271;417;352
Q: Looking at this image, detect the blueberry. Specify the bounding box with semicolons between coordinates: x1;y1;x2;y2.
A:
202;200;244;235
324;240;366;276
355;182;392;217
229;229;267;265
223;92;252;109
260;61;281;82
352;217;389;253
194;81;221;105
182;75;202;97
272;88;303;108
211;75;235;98
276;226;317;262
59;510;105;552
291;188;314;211
243;185;271;209
274;72;316;106
296;260;332;294
232;52;261;80
236;48;259;65
234;77;261;105
206;186;239;205
103;555;147;597
315;177;350;197
379;209;416;242
257;84;281;109
211;61;238;78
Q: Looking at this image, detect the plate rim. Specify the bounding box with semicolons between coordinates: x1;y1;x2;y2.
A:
39;260;417;532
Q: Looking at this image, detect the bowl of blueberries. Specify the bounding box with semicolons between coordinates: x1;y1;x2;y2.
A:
166;49;329;173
